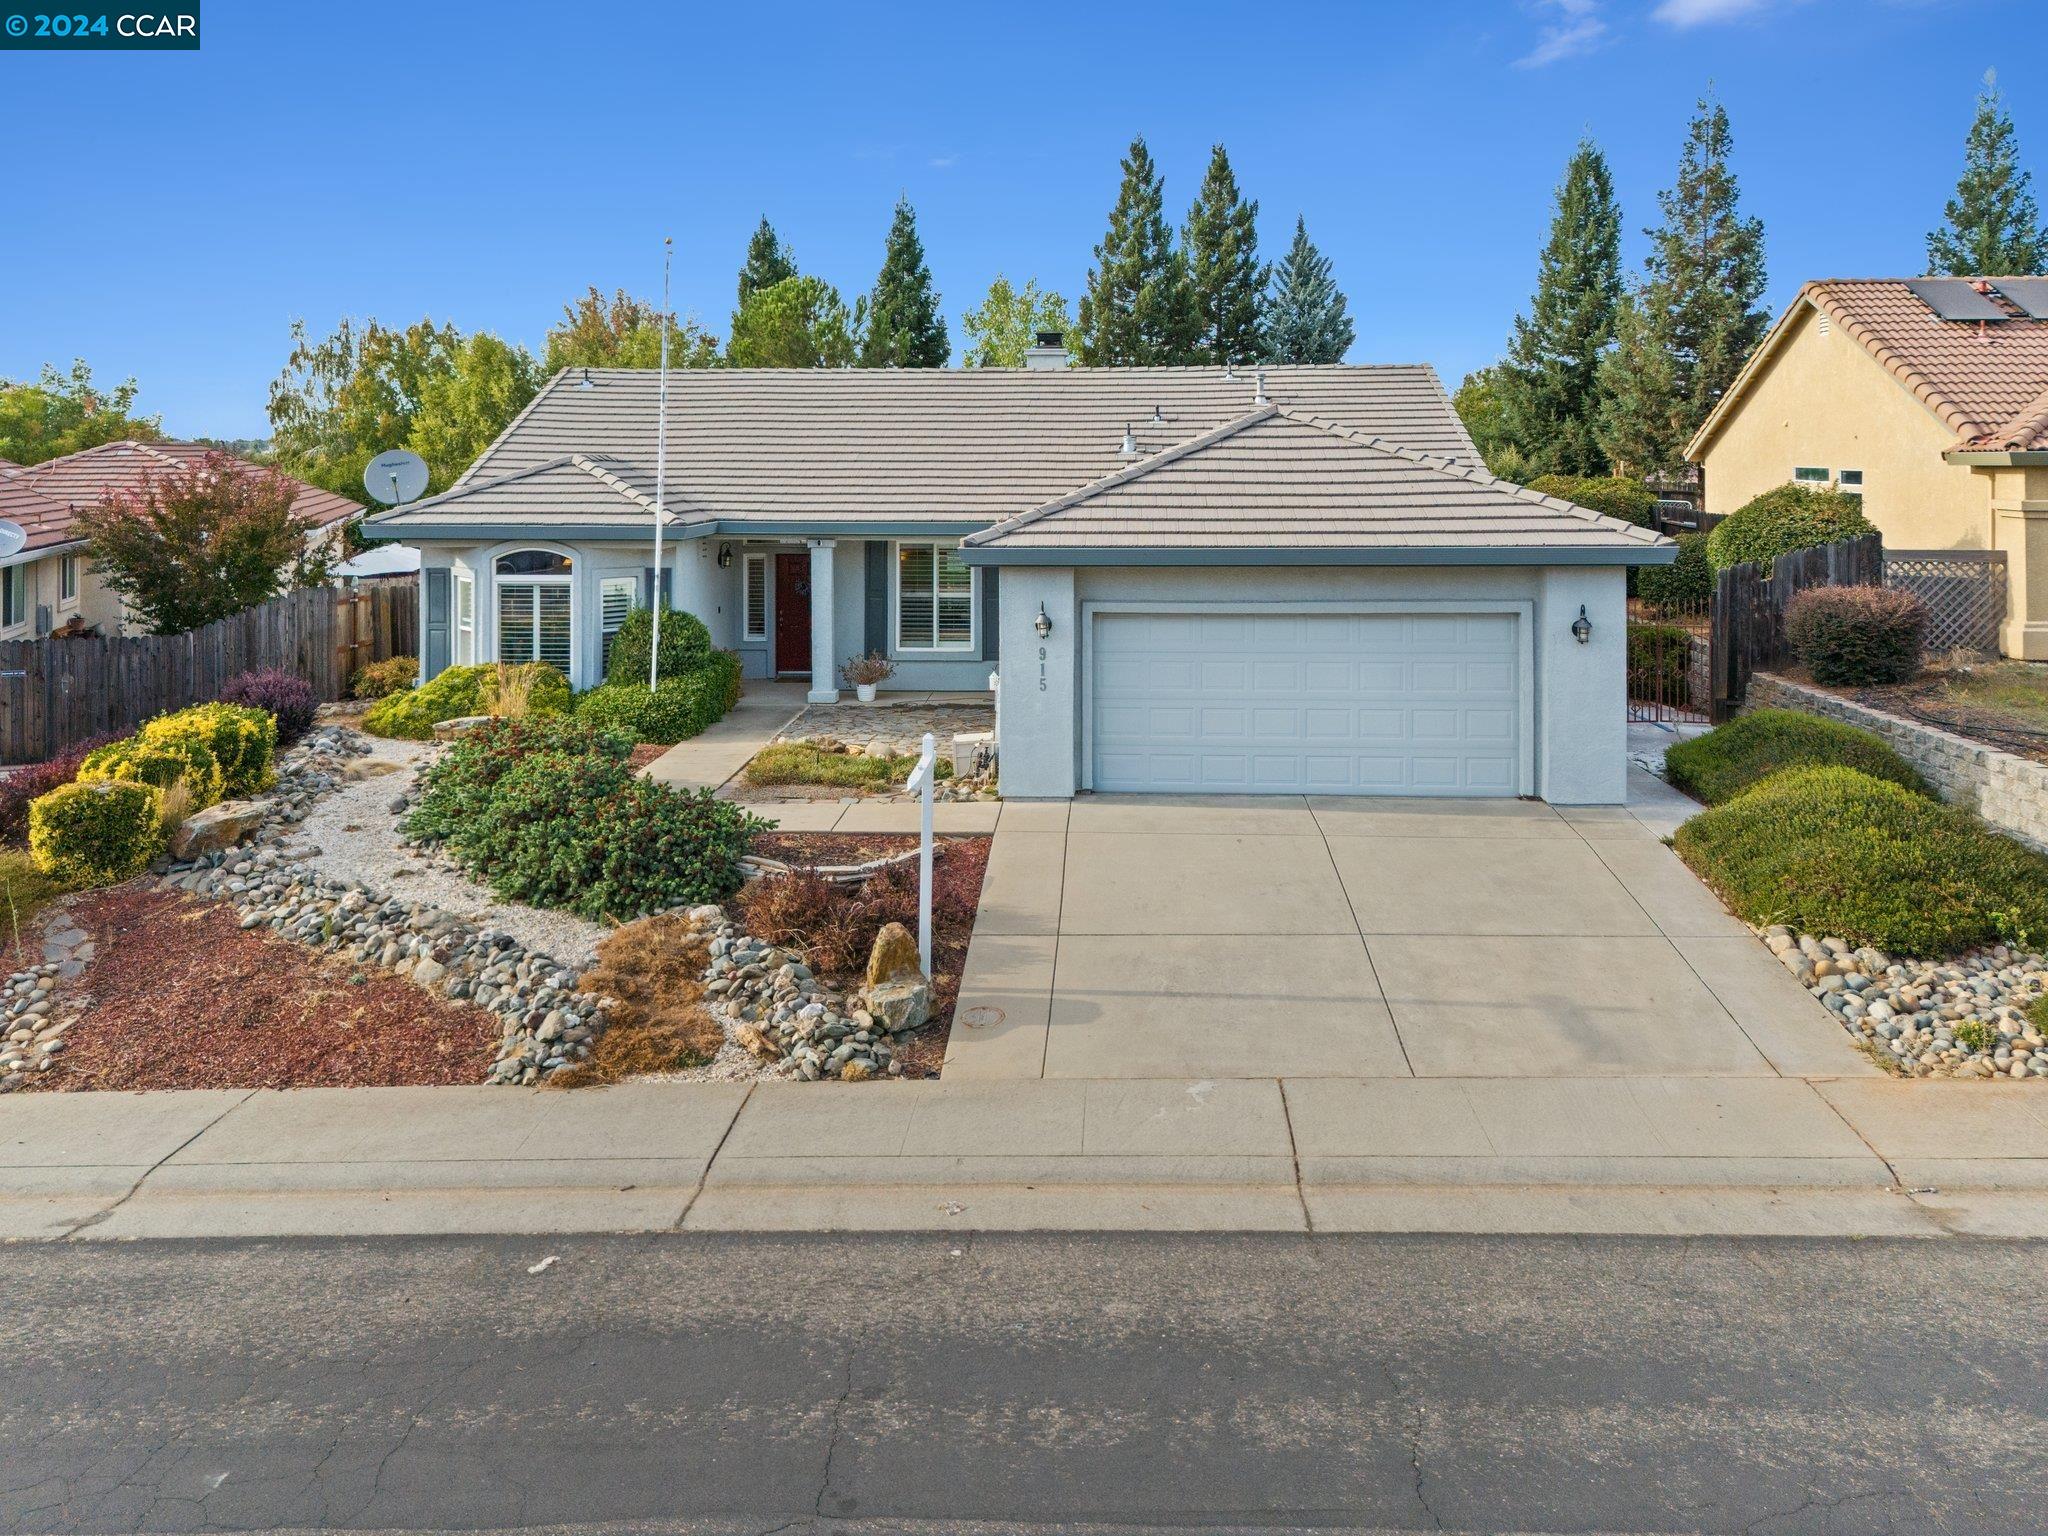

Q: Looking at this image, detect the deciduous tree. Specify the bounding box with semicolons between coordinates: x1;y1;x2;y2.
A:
409;334;546;487
75;451;330;634
961;276;1074;367
1452;365;1533;481
1927;70;2048;276
544;287;720;371
0;361;161;466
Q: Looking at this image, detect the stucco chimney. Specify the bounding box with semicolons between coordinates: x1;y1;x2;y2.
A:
1023;330;1069;371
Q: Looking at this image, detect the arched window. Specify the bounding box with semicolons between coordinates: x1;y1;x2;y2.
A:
494;549;572;673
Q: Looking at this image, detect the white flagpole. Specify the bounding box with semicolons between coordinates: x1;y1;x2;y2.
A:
649;235;672;693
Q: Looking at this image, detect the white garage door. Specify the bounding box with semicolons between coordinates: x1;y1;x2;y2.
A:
1090;610;1522;796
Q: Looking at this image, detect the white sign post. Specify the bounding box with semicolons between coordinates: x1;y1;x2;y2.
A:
902;730;938;977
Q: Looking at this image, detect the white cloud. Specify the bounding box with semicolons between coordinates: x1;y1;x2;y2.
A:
1514;0;1609;68
928;154;960;170
1651;0;1778;27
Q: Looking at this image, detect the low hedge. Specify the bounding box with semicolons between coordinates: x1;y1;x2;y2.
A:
1706;484;1875;573
139;702;276;798
1664;709;1928;805
405;713;765;921
1637;530;1711;611
1526;474;1657;527
1673;765;2048;954
605;604;715;686
28;779;165;885
575;652;741;744
362;662;572;739
1786;586;1927;686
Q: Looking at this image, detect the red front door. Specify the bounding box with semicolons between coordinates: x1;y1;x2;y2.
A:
774;552;812;674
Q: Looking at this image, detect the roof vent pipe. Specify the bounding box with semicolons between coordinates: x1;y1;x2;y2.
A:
1118;423;1138;458
1254;370;1268;405
577;368;595;390
1151;403;1166;424
1223;359;1237;382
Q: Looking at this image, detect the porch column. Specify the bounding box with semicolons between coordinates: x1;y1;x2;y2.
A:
806;538;839;703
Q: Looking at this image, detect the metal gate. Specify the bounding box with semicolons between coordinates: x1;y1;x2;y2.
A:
1627;594;1710;724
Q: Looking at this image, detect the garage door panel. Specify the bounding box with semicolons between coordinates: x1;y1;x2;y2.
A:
1091;610;1522;797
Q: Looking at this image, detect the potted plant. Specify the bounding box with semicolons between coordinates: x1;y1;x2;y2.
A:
841;651;894;703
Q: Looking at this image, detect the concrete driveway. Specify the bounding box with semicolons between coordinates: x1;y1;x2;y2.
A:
946;782;1864;1082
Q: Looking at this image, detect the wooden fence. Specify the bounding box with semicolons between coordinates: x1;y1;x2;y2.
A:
0;579;418;764
1708;533;1882;721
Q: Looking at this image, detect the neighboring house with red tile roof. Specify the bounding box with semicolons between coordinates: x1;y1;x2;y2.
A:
1686;277;2048;659
0;440;362;639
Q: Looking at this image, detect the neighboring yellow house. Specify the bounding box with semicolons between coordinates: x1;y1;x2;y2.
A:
1686;277;2048;660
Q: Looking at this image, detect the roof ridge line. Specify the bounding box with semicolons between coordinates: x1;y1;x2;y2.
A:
962;406;1278;546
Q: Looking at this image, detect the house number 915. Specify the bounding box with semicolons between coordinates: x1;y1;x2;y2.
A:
1037;645;1047;692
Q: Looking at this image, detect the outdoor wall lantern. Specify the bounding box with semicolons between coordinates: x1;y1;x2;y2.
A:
717;544;733;568
1571;605;1592;645
1034;602;1053;640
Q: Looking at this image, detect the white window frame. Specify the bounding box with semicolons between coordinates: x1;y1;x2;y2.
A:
453;572;475;664
0;563;26;632
1836;469;1863;498
742;553;768;642
492;548;574;677
599;575;638;668
890;539;977;655
59;554;78;607
1792;466;1830;485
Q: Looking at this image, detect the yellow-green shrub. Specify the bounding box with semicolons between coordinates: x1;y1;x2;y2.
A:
139;702;276;797
28;779;166;885
363;662;571;740
78;733;222;807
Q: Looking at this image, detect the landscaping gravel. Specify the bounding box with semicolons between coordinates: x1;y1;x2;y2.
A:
1764;925;2048;1078
279;730;606;969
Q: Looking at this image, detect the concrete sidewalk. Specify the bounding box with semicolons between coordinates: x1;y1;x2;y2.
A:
640;677;809;791
5;1075;2045;1242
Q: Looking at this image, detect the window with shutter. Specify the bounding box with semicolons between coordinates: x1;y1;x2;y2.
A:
743;554;767;641
894;540;975;652
600;577;637;668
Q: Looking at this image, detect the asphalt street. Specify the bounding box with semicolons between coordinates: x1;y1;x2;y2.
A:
1;1233;2043;1535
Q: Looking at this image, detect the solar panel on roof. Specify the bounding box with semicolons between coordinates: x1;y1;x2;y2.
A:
1992;277;2048;320
1904;277;2010;321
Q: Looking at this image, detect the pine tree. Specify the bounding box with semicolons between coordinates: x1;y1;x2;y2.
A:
1182;144;1267;366
737;218;798;308
1927;70;2048;276
1498;139;1622;477
858;198;950;367
1261;217;1354;365
1596;96;1767;475
1594;292;1683;479
1075;136;1199;365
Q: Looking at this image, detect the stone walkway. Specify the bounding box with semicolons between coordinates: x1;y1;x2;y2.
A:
774;699;994;758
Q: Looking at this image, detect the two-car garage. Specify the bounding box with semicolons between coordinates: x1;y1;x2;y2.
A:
1087;609;1525;797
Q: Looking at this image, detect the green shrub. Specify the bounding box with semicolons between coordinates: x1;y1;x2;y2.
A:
1527;474;1657;528
1664;709;1928;805
1706;484;1876;573
77;733;222;806
28;779;165;885
406;710;765;921
1626;624;1692;705
742;741;954;790
1786;586;1927;687
1673;765;2048;954
140;702;276;798
604;604;714;686
1637;531;1711;611
575;652;741;744
350;655;419;699
362;662;570;739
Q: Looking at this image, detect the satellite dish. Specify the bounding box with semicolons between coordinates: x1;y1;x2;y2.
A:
363;449;430;506
0;521;24;560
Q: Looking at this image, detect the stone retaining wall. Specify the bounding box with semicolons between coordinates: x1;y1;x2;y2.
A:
1746;674;2048;854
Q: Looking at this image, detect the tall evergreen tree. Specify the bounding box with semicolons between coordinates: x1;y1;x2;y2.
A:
1497;139;1622;477
1596;96;1767;475
1182;144;1266;366
1075;136;1199;365
1927;70;2048;276
1261;217;1354;365
737;218;798;308
858;198;950;367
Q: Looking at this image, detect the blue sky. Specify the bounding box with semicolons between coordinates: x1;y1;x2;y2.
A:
3;0;2041;439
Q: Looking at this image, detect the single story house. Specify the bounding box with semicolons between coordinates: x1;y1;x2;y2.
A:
368;346;1671;802
0;439;363;639
1685;276;2048;659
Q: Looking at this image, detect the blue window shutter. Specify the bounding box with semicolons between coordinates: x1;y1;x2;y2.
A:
864;541;888;654
423;568;451;678
980;567;1000;662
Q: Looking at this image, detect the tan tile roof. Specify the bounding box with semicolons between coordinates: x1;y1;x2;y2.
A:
369;453;708;535
410;363;1480;531
962;407;1669;557
0;465;83;555
1690;278;2048;458
18;440;363;531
